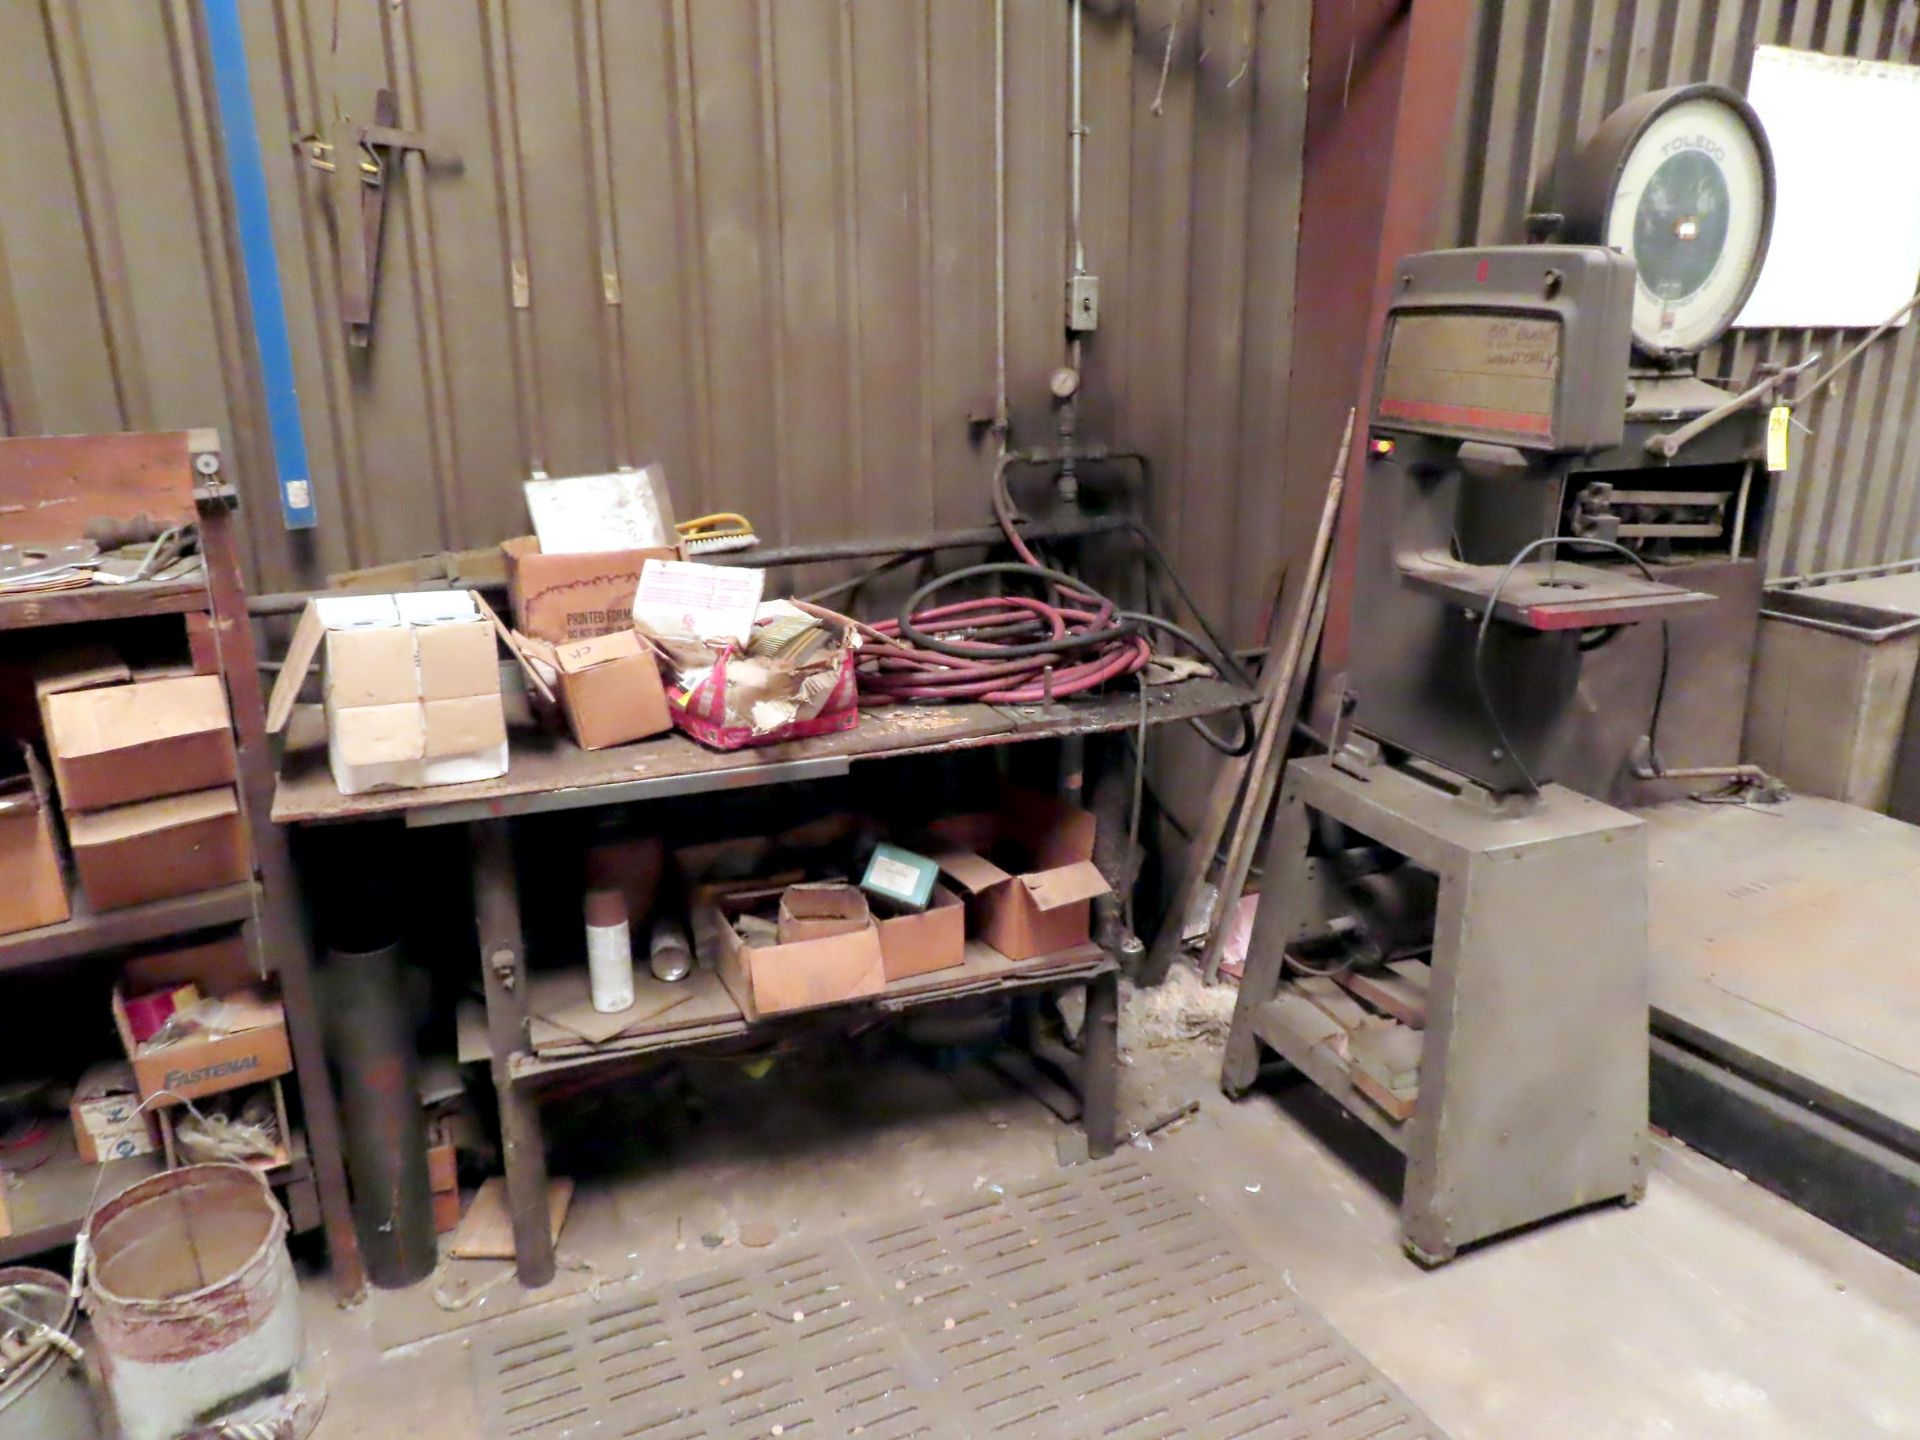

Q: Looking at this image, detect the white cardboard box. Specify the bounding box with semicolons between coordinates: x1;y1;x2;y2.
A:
265;590;532;795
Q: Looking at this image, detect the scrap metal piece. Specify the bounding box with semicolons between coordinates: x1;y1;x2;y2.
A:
0;541;95;588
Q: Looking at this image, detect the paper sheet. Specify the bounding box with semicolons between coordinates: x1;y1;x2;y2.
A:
1736;47;1920;330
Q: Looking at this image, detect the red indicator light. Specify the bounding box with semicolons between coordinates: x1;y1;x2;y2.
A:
1368;436;1396;457
1475;258;1489;283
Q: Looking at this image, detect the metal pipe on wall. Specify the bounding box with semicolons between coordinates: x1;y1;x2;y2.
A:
1059;0;1088;503
993;0;1010;440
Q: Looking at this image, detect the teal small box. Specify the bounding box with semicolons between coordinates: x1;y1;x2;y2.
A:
860;842;940;912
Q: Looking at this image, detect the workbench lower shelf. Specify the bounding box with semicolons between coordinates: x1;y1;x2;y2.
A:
0;881;260;975
494;941;1112;1086
0;1125;315;1267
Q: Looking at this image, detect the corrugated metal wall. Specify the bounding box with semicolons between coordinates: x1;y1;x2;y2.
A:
1438;0;1920;578
0;1;1311;647
10;2;1920;601
0;1;276;526
215;0;1313;645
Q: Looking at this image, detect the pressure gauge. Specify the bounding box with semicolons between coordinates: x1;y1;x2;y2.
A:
1560;83;1774;359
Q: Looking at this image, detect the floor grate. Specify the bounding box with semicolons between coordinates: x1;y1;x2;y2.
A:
472;1153;1445;1440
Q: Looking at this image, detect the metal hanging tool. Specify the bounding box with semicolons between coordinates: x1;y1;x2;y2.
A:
302;88;458;347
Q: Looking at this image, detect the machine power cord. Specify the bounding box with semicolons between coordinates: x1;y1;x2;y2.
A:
1473;536;1670;794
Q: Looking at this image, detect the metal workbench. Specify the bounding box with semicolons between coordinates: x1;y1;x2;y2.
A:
275;678;1253;1286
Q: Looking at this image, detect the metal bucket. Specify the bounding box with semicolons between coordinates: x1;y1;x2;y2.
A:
85;1164;319;1440
0;1266;99;1440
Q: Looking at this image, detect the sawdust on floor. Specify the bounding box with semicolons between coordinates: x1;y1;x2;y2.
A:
1122;961;1237;1050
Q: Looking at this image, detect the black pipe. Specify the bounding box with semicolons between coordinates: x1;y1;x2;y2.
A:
322;943;437;1289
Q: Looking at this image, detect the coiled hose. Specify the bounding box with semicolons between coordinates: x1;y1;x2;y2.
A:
797;462;1254;754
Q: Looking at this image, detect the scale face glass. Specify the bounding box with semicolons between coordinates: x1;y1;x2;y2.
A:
1603;95;1769;354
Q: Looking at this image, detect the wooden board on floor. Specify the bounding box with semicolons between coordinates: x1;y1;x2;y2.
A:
451;1177;574;1260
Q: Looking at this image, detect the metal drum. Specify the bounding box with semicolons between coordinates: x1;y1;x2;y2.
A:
0;1265;99;1440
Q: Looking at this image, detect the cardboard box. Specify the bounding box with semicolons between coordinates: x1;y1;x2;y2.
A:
433;1188;464;1234
928;790;1112;961
124;933;258;997
71;1062;160;1164
427;1141;459;1194
32;644;132;702
777;883;870;944
69;786;249;911
264;590;530;796
691;886;886;1019
875;885;966;980
503;536;679;644
42;674;236;812
0;745;68;935
523;630;671;750
112;985;293;1106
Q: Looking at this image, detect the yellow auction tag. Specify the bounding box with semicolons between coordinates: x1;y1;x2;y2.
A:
1767;404;1791;471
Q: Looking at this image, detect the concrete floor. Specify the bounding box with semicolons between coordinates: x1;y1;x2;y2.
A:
298;1028;1920;1439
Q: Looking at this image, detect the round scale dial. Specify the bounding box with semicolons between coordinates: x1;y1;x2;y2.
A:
1563;85;1774;358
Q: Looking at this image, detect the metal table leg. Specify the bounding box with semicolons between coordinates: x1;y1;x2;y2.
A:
1082;970;1120;1158
473;819;556;1287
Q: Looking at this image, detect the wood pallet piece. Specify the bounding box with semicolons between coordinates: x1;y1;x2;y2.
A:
1337;959;1431;1028
1352;1067;1417;1122
1292;973;1375;1032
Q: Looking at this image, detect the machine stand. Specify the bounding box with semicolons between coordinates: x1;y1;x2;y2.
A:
1223;754;1649;1262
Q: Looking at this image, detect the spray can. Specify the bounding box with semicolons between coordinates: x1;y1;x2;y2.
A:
649;915;693;983
585;886;634;1013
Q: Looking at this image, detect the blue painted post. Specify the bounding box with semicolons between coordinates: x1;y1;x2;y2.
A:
204;0;318;530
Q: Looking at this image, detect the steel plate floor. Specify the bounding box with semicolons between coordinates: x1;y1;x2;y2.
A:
471;1153;1442;1440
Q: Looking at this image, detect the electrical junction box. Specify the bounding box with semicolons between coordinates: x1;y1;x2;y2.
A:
1067;273;1100;332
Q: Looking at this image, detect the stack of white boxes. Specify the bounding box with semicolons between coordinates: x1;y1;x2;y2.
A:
267;591;510;795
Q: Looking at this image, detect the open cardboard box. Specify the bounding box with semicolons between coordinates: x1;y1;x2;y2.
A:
503;536;679;644
875;884;965;980
71;1061;160;1164
691;882;886;1020
113;934;291;1105
519;629;671;750
926;789;1111;961
265;589;548;796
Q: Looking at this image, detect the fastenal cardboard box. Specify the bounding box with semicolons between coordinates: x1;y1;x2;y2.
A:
112;987;292;1106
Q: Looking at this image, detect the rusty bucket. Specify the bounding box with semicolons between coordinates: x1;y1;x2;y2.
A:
85;1164;320;1440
